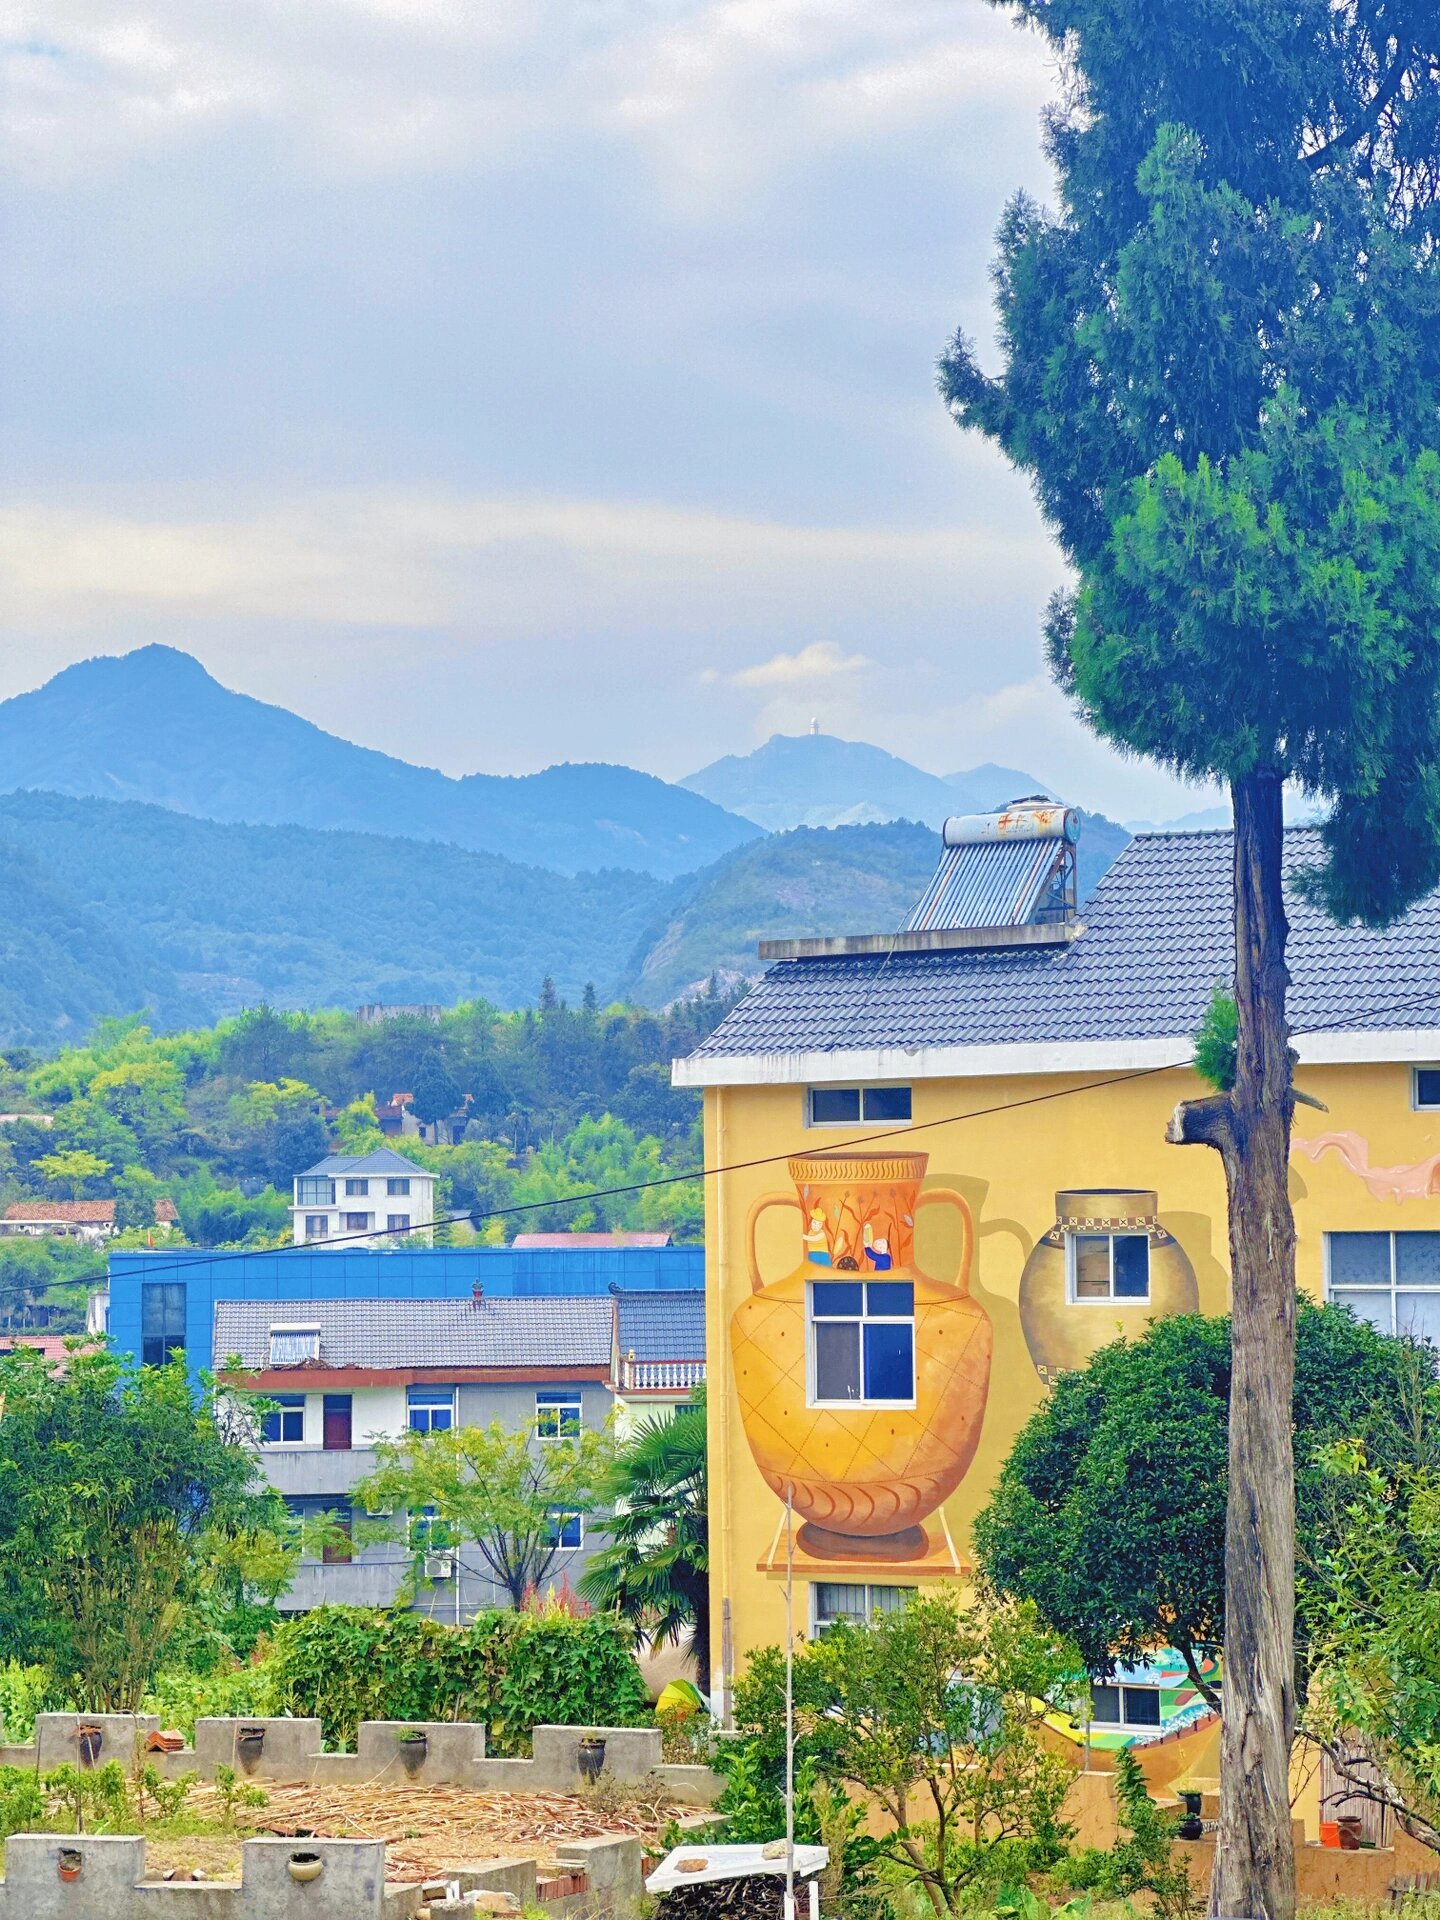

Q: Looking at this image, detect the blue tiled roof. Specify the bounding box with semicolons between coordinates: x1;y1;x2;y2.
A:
684;829;1440;1061
300;1149;431;1178
615;1289;706;1361
215;1295;612;1371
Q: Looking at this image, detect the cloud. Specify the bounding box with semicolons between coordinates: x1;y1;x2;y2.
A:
728;641;869;688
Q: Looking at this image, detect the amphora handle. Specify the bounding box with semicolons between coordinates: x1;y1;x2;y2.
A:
745;1192;802;1295
915;1187;975;1296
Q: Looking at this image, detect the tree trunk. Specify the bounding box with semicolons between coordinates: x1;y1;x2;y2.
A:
1169;770;1297;1920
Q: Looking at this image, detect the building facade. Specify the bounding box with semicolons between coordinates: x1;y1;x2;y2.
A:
290;1149;437;1248
674;814;1440;1728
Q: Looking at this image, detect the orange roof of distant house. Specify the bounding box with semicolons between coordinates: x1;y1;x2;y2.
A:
155;1199;178;1223
4;1201;116;1223
0;1334;96;1369
511;1231;673;1250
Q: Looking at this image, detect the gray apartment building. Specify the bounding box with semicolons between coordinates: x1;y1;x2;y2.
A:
215;1288;705;1618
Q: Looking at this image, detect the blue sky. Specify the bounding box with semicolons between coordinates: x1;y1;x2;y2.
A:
0;1;1215;820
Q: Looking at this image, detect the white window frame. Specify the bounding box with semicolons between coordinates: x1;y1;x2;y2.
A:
807;1279;916;1410
1087;1681;1164;1729
536;1389;584;1441
1065;1232;1151;1305
1325;1230;1440;1336
262;1393;307;1446
1413;1067;1440;1111
811;1582;914;1634
546;1509;584;1550
805;1085;913;1128
296;1176;334;1207
344;1178;370;1196
268;1325;320;1365
407;1388;455;1434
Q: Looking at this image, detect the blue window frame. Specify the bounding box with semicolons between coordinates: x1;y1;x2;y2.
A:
809;1280;915;1404
407;1387;454;1433
262;1394;306;1444
546;1510;583;1549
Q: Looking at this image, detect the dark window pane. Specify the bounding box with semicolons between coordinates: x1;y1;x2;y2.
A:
812;1282;865;1317
1113;1236;1150;1298
865;1281;914;1317
862;1086;912;1121
322;1506;353;1564
1072;1235;1111;1298
1417;1069;1440;1108
815;1321;861;1401
141;1283;186;1367
1396;1234;1440;1287
810;1088;861;1124
814;1582;866;1626
1330;1232;1391;1286
863;1322;914;1400
1122;1687;1162;1727
1090;1684;1121;1723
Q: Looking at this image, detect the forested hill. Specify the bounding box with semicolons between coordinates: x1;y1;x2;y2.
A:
0;646;758;880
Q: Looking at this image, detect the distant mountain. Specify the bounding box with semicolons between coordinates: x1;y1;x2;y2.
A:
683;731;1065;835
0;791;672;1042
0;647;757;880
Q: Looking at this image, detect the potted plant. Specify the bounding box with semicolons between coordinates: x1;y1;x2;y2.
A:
1174;1783;1204;1841
287;1851;324;1884
74;1723;103;1767
57;1848;83;1883
236;1725;267;1772
577;1731;606;1783
398;1728;429;1776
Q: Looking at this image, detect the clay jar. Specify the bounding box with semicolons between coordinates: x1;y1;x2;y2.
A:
1018;1189;1199;1387
732;1153;991;1560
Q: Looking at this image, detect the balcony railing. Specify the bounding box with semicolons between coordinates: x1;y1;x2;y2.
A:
620;1359;706;1393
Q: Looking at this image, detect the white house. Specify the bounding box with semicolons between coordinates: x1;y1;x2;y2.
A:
290;1149;436;1249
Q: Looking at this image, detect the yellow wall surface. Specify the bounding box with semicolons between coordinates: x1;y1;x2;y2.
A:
703;1058;1440;1700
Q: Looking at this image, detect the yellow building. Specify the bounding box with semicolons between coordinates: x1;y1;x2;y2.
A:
672;803;1440;1722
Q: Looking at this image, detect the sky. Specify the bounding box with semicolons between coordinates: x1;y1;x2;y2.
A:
0;0;1218;823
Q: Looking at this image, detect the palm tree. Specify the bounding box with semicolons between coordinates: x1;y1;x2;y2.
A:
579;1390;709;1680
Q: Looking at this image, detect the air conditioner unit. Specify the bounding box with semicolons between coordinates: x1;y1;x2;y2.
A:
423;1553;455;1580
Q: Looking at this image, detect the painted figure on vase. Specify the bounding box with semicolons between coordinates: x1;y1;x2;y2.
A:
732;1153;991;1569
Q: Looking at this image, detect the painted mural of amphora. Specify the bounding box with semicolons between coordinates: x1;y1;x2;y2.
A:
733;1153;991;1561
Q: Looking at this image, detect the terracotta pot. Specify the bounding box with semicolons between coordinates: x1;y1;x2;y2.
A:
1337;1816;1363;1851
733;1153;990;1554
57;1849;83;1883
1018;1190;1199;1386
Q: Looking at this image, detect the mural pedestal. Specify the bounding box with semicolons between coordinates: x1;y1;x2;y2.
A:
757;1506;964;1580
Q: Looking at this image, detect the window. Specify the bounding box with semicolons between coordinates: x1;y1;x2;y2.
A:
386;1214;411;1233
812;1583;913;1633
546;1510;583;1549
344;1178;369;1196
322;1504;353;1564
268;1325;320;1365
261;1394;306;1444
1327;1231;1440;1343
387;1177;411;1196
536;1389;583;1440
342;1212;372;1232
1068;1233;1150;1302
407;1504;455;1551
1414;1069;1440;1110
809;1280;915;1404
1088;1683;1162;1728
808;1086;912;1126
296;1175;334;1206
407;1388;454;1433
141;1281;186;1367
304;1215;330;1240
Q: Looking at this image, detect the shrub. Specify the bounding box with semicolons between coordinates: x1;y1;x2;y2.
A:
0;1660;63;1743
265;1603;649;1753
142;1661;276;1741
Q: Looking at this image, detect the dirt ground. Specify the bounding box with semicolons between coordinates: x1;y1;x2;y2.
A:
142;1781;682;1887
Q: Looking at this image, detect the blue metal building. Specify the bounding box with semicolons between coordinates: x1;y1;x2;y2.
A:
106;1244;703;1385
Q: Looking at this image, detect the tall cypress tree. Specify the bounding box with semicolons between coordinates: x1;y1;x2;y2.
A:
942;11;1440;1917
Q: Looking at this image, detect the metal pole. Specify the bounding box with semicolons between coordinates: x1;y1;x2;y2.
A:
785;1480;795;1920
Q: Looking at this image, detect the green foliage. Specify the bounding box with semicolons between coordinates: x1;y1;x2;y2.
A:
0;1767;46;1840
354;1416;618;1606
722;1592;1083;1917
943;0;1440;924
0;1659;63;1743
1192;989;1238;1093
579;1391;709;1671
212;1763;268;1827
974;1302;1434;1696
1060;1751;1199;1920
141;1660;277;1740
0;1346;278;1708
265;1603;649;1754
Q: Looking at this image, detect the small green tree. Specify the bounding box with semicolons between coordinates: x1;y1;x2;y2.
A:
578;1391;709;1676
354;1417;617;1607
410;1054;461;1127
0;1347;275;1707
33;1149;109;1199
974;1302;1432;1706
